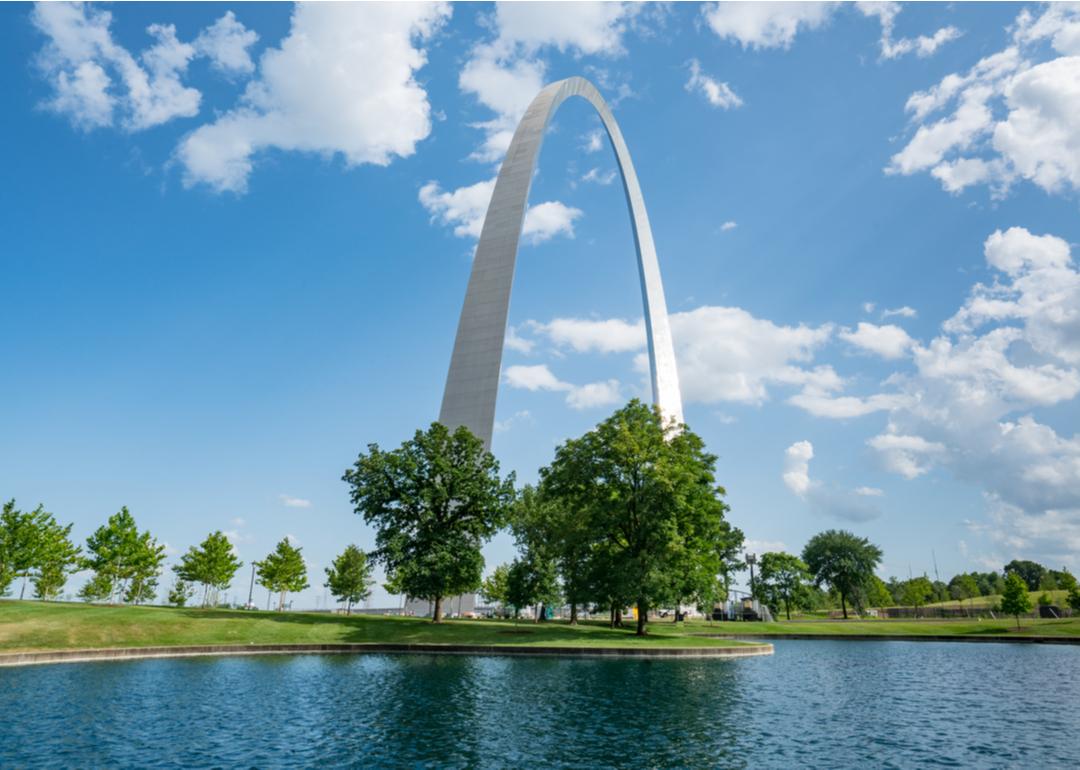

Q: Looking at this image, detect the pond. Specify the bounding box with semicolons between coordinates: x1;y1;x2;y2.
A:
1;641;1077;768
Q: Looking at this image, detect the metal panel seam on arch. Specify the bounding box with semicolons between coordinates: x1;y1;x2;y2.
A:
439;76;684;449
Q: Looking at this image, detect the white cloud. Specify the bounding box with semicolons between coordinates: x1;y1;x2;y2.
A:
503;364;621;411
855;486;884;497
862;302;877;314
492;2;639;56
285;533;301;545
177;3;450;193
720;221;738;232
840;322;914;359
782;439;882;521
889;5;1080;197
32;3;204;131
418;178;582;245
279;494;312;509
583;129;604;153
788;391;908;419
881;305;917;319
685;59;742;110
193;10;258;76
581;167;617;185
494;409;533;433
744;539;789;555
702;2;836;50
532;317;645;354
783;440;814;496
505;325;535;354
867;431;946;479
857;2;961;60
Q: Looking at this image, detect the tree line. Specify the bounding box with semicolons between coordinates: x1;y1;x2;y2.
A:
0;500;375;613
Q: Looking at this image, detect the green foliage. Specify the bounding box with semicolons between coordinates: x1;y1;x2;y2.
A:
1067;586;1080;612
174;531;243;607
901;576;934;616
82;507;165;604
480;563;511;610
506;556;559;620
1004;559;1046;592
1001;572;1033;628
1037;592;1053;607
343;422;515;622
0;500;81;600
539;400;741;635
324;544;374;614
865;575;894;609
949;573;980;606
1050;569;1077;592
801;529;883;619
168;578;195;607
757;552;812;620
256;538;309;611
78;572;113;603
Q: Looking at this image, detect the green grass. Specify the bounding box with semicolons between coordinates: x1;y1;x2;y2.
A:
678;616;1080;638
0;601;749;653
923;589;1069;610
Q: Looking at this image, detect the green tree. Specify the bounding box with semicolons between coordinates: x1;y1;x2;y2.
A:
757;552;811;620
324;544;374;615
949;573;980;614
480;563;511;614
78;572;113;603
1049;569;1077;592
31;513;81;600
168;578;195;607
1066;585;1080;613
506;556;559;621
256;538;309;611
540;400;738;636
902;576;934;618
174;531;243;607
1000;571;1033;629
342;422;515;623
82;507;164;604
1;500;50;599
1003;559;1045;592
801;529;883;619
865;575;894;610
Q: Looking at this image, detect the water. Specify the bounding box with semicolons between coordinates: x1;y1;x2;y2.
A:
1;641;1077;768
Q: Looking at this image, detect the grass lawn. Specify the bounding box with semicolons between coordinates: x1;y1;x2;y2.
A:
923;589;1070;610
675;616;1080;638
0;601;749;653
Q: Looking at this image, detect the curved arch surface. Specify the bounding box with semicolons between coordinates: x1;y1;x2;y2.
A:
439;76;683;449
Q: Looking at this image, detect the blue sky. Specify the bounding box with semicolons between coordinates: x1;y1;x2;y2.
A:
3;2;1080;607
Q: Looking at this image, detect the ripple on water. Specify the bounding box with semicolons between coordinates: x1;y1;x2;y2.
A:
0;641;1078;769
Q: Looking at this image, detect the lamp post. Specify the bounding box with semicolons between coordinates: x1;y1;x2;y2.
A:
746;553;757;600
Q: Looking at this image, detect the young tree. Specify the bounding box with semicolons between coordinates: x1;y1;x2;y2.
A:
256;538;309;611
541;400;738;636
506;556;559;621
480;563;511;615
758;552;812;620
324;544;374;615
168;578;195;607
1000;572;1033;629
864;575;894;610
949;574;980;613
342;422;515;623
1066;585;1080;613
78;572;113;603
1;500;50;599
801;530;883;619
174;531;243;607
31;513;82;601
82;507;164;604
902;576;934;618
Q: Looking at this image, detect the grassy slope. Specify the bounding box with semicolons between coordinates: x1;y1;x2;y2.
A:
682;617;1080;638
0;601;745;653
923;589;1069;609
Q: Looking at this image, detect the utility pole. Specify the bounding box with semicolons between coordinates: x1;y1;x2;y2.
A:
247;563;256;609
931;549;940;583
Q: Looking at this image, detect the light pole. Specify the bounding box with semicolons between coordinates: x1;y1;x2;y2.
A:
746;553;757;601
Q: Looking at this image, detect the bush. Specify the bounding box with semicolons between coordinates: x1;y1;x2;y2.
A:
1037;592;1053;607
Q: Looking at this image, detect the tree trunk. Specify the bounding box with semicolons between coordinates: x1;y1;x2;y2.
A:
432;595;443;623
636;598;647;636
569;603;578;625
785;598;791;621
346;599;352;616
20;576;27;600
614;607;623;627
609;604;615;628
278;589;286;612
841;592;848;619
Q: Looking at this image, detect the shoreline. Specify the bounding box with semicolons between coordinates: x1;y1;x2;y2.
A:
0;641;774;668
698;633;1080;645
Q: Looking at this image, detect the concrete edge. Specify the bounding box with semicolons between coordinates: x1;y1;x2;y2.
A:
696;633;1080;645
0;641;774;667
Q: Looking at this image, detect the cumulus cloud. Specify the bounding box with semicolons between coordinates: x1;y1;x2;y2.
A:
532;317;645;354
193;10;259;77
782;440;882;522
889;5;1080;197
857;1;961;60
685;59;742;110
177;3;450;193
840;322;914;359
503;365;620;410
418;178;583;244
701;2;836;50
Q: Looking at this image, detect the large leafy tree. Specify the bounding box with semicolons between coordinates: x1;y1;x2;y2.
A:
1;500;82;600
1000;572;1033;629
256;538;309;611
174;531;244;607
1003;560;1046;592
802;529;883;619
541;400;739;636
324;544;374;615
82;507;165;604
342;422;515;623
902;576;935;618
757;552;811;620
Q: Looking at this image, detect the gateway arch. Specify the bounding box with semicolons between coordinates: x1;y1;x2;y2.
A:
439;76;683;449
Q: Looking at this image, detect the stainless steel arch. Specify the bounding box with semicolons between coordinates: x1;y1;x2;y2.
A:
439;76;684;449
